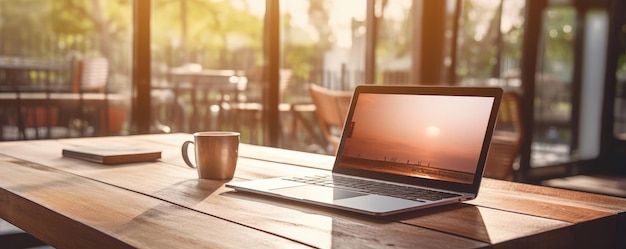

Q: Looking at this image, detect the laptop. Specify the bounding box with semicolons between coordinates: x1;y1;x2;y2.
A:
227;85;503;216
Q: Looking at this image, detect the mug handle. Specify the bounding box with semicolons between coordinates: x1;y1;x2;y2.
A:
181;141;196;168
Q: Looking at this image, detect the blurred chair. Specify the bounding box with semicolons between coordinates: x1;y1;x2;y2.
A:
483;92;524;181
75;58;126;135
72;58;109;93
67;58;126;136
308;84;352;155
224;69;292;143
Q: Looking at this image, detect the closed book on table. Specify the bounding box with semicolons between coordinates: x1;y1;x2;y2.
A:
62;146;161;165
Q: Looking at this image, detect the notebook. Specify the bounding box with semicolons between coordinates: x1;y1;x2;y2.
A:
62;145;161;165
227;85;502;216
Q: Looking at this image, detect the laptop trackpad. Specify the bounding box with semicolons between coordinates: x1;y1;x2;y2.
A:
271;185;366;203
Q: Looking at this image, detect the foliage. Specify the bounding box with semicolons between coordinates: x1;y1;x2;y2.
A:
307;0;333;52
456;0;502;80
152;0;263;70
540;7;575;79
51;1;94;35
0;1;56;56
284;43;316;83
378;0;412;59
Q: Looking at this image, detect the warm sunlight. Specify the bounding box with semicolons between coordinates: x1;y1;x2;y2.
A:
425;125;440;137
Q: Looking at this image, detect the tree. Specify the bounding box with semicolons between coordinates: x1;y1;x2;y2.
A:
152;0;263;69
52;0;131;62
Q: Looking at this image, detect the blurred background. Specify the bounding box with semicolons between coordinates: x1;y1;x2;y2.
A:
1;0;625;187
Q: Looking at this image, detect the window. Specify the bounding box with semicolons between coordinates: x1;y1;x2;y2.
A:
529;5;609;170
452;0;616;180
376;0;413;85
150;0;264;142
3;0;623;182
613;4;626;139
531;6;576;167
279;1;366;152
0;0;132;140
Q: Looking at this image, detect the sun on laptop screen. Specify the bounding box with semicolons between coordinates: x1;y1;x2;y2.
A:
337;93;495;184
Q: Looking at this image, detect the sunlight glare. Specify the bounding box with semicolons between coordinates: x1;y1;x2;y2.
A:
426;126;440;137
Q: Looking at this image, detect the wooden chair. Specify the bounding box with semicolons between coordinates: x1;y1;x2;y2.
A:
68;58;126;136
483;92;524;180
308;84;352;155
72;58;109;93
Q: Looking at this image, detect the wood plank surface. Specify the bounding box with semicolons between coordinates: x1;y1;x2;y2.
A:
1;133;624;249
394;204;573;248
0;155;309;249
470;178;626;249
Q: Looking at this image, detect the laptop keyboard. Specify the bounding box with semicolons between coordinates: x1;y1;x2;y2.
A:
283;175;461;202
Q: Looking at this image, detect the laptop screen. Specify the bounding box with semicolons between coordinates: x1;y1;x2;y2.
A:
334;87;500;187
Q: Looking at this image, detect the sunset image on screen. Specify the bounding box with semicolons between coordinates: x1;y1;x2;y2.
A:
337;93;495;184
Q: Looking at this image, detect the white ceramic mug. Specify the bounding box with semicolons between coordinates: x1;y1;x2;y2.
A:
181;132;239;180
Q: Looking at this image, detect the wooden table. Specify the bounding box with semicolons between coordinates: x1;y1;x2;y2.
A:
0;92;128;139
0;133;624;248
165;69;243;132
0;62;69;92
